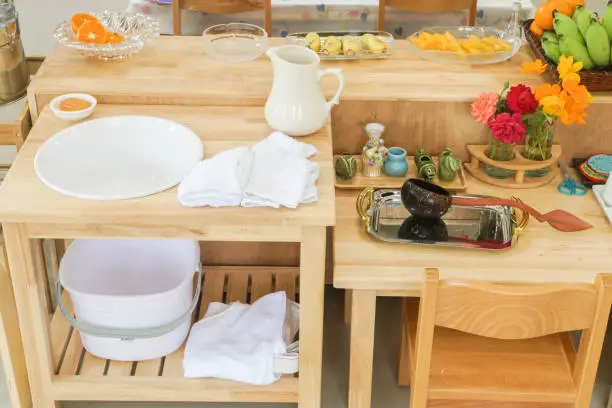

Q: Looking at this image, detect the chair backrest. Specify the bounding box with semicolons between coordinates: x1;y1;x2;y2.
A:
377;0;477;32
172;0;272;36
412;268;612;408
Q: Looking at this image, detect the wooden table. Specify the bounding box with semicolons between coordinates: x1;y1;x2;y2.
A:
334;178;612;408
0;104;335;408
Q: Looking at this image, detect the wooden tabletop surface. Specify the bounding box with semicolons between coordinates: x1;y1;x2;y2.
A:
334;177;612;289
29;37;595;113
0;105;335;232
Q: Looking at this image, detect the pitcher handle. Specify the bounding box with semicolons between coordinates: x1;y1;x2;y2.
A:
318;68;345;111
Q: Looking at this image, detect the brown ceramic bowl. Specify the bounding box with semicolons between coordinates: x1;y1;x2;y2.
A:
400;179;452;218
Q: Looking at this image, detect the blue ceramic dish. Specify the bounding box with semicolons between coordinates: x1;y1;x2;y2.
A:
587;154;612;176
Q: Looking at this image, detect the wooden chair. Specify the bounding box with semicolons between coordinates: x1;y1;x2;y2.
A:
377;0;477;32
172;0;272;36
400;268;612;408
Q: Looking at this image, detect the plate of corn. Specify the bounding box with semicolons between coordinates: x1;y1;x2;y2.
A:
286;31;394;60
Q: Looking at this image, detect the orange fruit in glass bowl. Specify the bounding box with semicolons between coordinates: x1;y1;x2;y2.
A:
530;21;544;39
77;20;108;44
105;32;125;44
71;13;98;34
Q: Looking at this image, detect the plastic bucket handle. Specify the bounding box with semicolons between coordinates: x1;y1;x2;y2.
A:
56;264;202;341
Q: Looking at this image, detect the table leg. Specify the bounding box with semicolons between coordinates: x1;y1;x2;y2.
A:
3;224;59;408
0;232;30;408
299;227;326;408
348;289;376;408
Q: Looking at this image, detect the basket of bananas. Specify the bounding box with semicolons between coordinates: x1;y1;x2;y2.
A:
286;31;394;60
524;1;612;92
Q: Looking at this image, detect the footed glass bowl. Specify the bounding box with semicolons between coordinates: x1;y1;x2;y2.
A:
54;11;160;61
202;23;268;63
407;26;521;65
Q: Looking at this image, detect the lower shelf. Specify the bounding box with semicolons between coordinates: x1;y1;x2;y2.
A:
49;266;300;402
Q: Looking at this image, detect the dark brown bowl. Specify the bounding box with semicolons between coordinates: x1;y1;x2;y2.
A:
400;179;452;218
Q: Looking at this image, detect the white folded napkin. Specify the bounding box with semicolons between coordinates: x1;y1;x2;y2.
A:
177;132;318;209
242;132;319;209
183;291;300;385
178;147;253;208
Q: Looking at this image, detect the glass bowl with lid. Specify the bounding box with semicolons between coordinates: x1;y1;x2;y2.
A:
202;23;268;63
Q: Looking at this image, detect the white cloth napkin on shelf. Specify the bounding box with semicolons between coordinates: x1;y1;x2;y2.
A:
242;132;320;209
183;291;300;385
177;147;253;208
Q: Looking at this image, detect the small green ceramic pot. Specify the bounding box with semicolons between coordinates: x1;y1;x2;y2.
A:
335;153;357;180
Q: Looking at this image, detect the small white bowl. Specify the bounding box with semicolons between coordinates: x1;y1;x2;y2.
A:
50;94;97;122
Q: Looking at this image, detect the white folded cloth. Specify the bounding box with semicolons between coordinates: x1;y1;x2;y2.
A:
183;291;300;385
177;132;318;209
242;132;319;209
177;147;253;208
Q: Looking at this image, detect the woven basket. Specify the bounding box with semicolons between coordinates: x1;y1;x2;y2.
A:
523;19;612;92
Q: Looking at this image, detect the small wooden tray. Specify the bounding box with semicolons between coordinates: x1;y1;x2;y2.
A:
334;155;467;191
464;144;561;189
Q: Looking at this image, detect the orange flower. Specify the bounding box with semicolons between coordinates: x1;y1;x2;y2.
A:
520;59;548;74
557;55;583;79
534;83;561;102
560;90;588;125
562;75;593;105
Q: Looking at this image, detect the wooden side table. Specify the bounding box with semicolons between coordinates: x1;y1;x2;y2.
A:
0;104;334;408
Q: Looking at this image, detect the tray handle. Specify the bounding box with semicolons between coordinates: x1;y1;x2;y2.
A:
511;196;530;234
356;186;375;232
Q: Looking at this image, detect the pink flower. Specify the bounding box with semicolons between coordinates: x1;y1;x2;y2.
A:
506;84;538;114
471;92;499;124
488;113;526;144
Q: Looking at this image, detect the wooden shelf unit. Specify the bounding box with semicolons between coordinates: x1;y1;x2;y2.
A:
51;267;300;402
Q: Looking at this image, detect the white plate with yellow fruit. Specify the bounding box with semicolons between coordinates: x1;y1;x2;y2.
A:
287;31;394;60
408;26;521;65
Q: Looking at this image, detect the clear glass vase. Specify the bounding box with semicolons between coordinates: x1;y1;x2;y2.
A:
485;137;516;179
522;120;554;177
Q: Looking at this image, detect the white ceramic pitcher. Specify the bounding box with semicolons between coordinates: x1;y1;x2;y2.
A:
265;45;345;136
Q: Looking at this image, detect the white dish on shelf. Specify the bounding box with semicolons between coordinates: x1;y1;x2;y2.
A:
50;93;97;122
35;116;204;200
407;26;521;65
593;185;612;224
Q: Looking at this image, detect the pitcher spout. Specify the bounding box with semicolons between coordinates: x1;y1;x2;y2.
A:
265;46;280;61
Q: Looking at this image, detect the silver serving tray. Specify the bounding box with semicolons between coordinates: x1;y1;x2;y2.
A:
357;188;528;250
286;31;394;60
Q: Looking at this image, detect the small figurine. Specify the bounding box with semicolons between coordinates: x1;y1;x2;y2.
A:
335;153;357;180
438;148;462;182
384;147;408;177
361;123;388;177
414;148;436;182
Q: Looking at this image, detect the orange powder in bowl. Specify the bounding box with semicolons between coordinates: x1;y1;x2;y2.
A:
59;97;92;112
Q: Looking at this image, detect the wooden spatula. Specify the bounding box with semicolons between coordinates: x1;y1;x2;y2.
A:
452;196;592;232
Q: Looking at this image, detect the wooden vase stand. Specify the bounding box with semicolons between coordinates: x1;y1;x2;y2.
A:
464;144;562;189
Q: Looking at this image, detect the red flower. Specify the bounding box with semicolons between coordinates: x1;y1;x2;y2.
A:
488;113;526;144
506;84;538;114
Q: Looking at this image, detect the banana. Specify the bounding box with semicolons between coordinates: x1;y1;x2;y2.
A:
541;37;561;63
542;31;559;44
554;11;586;45
585;17;611;67
603;1;612;40
560;35;595;69
360;34;387;54
573;6;597;37
305;32;321;52
559;35;571;55
323;36;341;56
341;36;360;56
573;4;587;25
